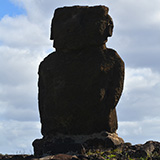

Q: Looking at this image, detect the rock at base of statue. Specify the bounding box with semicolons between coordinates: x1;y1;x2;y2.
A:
32;5;125;156
32;131;124;157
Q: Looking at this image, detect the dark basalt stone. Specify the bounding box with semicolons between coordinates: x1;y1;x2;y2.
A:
33;138;84;156
33;5;125;156
50;6;113;50
2;141;160;159
38;47;124;136
33;132;124;156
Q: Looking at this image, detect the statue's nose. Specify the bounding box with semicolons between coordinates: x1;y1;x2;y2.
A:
108;25;113;37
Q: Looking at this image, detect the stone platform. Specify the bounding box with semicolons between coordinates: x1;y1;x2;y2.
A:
33;5;125;157
33;132;124;156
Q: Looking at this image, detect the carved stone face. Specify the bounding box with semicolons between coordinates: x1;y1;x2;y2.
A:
107;15;114;37
50;6;114;50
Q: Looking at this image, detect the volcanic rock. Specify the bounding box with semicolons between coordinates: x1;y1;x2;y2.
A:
50;6;113;51
38;5;124;137
33;5;124;156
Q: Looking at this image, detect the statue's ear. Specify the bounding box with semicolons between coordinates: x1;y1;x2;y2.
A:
108;25;113;37
50;18;54;40
108;15;114;37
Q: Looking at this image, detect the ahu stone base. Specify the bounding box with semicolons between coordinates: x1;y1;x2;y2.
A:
32;132;124;157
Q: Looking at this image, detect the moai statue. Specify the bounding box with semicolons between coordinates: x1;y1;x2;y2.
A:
33;5;124;156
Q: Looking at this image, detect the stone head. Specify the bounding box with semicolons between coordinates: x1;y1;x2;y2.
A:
50;5;114;51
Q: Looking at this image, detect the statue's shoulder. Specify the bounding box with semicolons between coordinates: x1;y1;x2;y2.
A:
105;48;124;65
39;52;57;71
43;51;57;62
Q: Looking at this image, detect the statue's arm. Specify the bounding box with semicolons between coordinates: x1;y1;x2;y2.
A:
38;62;45;124
106;50;125;109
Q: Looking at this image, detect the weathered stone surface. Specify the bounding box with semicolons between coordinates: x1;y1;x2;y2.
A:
33;137;85;156
51;6;113;50
38;46;124;136
115;140;160;159
33;5;124;156
33;132;124;156
33;154;75;160
2;141;160;159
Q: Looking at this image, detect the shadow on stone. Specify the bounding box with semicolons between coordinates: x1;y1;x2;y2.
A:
33;5;125;156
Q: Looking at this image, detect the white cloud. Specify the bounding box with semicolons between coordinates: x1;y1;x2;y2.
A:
105;1;160;71
125;68;160;92
117;67;160;144
0;120;41;154
0;45;46;123
0;0;53;153
0;0;160;154
118;118;160;144
117;67;160;120
0;15;51;49
108;0;160;29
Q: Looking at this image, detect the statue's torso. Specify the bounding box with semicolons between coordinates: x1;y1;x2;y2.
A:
38;47;124;135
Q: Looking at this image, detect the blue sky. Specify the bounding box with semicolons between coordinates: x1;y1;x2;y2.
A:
0;0;26;19
0;0;160;155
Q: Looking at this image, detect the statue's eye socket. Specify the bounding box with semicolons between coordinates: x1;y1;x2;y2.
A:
108;20;113;26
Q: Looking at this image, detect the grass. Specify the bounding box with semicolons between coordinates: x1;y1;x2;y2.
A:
85;148;160;160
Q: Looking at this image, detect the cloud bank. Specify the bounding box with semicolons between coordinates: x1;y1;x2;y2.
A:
0;0;160;154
